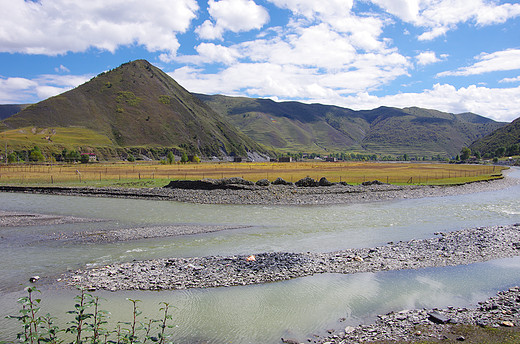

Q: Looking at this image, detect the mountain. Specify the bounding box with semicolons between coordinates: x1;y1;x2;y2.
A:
1;60;266;158
0;104;29;120
469;116;520;155
196;94;505;157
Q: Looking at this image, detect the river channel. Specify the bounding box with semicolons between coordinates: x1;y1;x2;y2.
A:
1;169;520;343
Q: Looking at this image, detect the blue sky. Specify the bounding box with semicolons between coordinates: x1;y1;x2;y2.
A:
1;0;520;122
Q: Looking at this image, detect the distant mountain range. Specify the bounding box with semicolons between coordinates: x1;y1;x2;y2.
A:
0;60;511;159
196;94;505;157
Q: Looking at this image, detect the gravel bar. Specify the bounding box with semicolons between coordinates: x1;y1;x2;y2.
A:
64;224;520;291
0;174;517;205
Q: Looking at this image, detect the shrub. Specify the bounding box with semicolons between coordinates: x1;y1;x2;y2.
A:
6;286;174;344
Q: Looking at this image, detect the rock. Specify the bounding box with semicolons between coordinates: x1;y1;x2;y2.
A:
361;180;386;186
281;337;300;344
500;320;514;327
428;311;450;324
295;177;319;187
29;275;40;283
272;177;293;185
456;335;466;341
344;326;355;333
318;177;334;186
256;179;270;186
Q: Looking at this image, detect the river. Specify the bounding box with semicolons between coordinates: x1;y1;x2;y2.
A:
1;169;520;343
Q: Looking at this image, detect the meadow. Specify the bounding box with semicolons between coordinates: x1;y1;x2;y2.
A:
0;161;505;187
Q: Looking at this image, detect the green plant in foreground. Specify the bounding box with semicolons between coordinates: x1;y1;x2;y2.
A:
6;287;174;344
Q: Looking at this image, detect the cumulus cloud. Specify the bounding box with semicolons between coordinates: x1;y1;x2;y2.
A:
196;0;269;40
336;83;520;122
0;74;91;103
500;76;520;83
438;49;520;76
267;0;354;19
0;0;198;56
416;51;440;66
371;0;520;40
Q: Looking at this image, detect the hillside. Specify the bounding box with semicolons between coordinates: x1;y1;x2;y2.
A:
0;104;29;120
197;94;505;157
469;116;520;155
1;60;266;158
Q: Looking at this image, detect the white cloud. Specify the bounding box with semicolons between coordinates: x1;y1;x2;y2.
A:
54;65;70;73
0;74;91;103
336;83;520;122
175;43;241;65
196;0;269;40
0;0;198;56
267;0;354;19
438;49;520;77
500;76;520;83
416;51;440;66
371;0;520;41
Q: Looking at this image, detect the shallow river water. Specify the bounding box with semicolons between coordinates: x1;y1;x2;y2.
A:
1;169;520;343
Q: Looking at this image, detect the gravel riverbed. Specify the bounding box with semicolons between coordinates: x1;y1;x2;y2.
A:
64;224;520;291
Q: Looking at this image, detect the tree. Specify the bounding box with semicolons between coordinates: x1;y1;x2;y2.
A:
495;147;506;158
80;154;90;164
460;147;471;161
167;151;175;164
127;154;136;162
7;152;17;163
29;146;45;162
180;152;188;163
192;155;201;163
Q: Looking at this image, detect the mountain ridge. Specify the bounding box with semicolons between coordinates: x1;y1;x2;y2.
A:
0;60;507;159
1;60;266;158
196;94;505;157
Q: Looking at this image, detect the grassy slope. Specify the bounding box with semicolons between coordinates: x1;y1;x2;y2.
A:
197;94;505;157
1;60;267;158
0;127;114;152
469;116;520;154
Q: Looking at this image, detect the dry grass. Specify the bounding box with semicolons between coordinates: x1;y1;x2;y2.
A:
0;161;505;187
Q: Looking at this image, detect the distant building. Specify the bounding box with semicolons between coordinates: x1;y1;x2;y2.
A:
325;157;337;162
279;157;292;162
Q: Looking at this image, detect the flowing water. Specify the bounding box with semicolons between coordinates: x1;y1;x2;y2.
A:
1;169;520;342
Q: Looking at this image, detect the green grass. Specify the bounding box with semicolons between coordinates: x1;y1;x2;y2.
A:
0;126;113;153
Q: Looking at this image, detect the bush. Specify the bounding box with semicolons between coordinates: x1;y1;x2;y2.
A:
6;286;174;344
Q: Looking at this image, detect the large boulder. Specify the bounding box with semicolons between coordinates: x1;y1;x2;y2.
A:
295;177;319;187
256;179;270;186
272;177;293;185
318;177;334;186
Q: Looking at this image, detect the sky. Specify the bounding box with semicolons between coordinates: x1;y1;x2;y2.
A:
1;0;520;122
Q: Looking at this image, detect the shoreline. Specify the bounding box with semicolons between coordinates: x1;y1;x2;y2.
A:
0;172;517;206
63;224;520;292
316;286;520;343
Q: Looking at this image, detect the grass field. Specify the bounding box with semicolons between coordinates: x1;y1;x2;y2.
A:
0;161;506;187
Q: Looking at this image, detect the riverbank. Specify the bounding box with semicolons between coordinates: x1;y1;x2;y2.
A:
63;224;520;291
316;286;520;343
0;172;517;205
